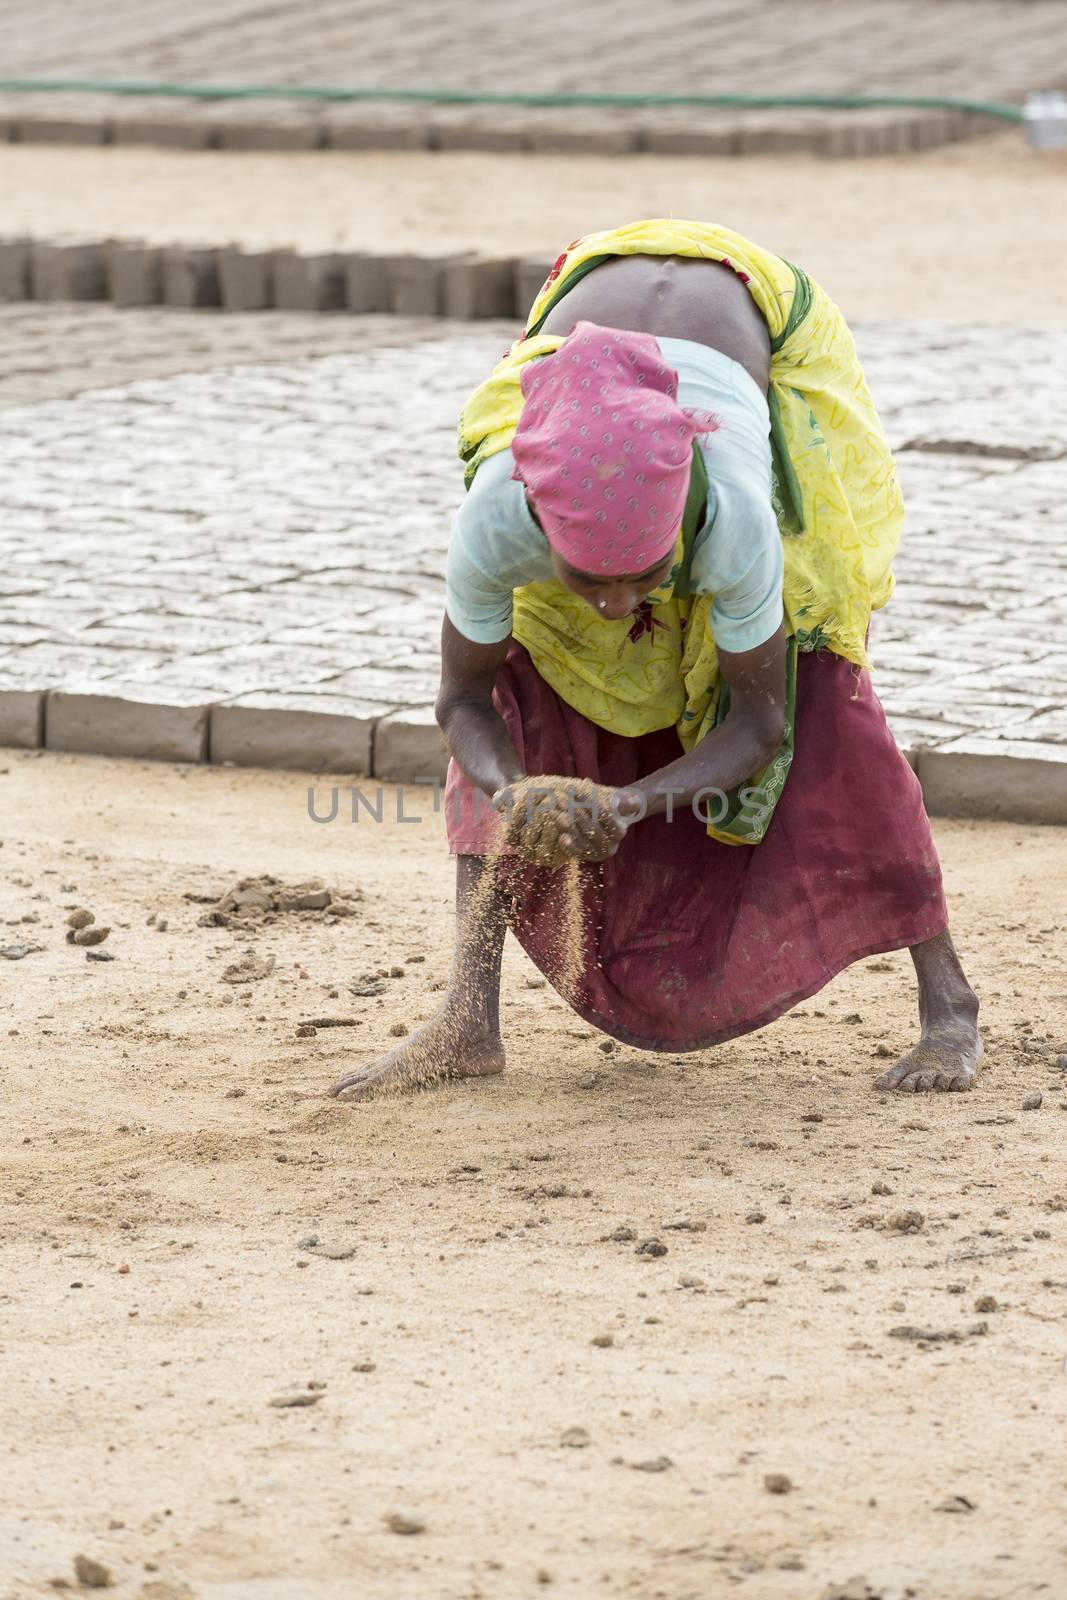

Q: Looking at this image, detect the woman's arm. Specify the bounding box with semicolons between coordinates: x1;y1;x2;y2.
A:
435;614;523;798
631;624;787;817
559;624;787;860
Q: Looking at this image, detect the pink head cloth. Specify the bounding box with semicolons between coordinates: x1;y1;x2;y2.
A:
511;320;716;578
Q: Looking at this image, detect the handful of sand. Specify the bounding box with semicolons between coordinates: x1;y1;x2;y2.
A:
499;775;619;870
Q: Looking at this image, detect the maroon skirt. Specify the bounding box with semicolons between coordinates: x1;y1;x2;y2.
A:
444;643;947;1051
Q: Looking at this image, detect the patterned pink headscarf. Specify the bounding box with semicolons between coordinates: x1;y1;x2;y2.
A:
511;320;716;578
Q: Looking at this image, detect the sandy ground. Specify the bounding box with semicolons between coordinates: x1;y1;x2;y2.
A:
1;746;1066;1599
5;133;1067;321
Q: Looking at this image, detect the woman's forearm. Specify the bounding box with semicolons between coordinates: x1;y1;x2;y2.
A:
436;697;524;798
631;707;784;818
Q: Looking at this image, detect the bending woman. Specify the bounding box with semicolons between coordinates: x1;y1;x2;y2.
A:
332;219;980;1101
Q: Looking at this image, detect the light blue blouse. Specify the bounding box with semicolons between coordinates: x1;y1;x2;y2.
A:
446;337;784;655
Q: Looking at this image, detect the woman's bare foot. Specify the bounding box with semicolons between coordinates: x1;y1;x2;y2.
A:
875;930;981;1093
330;1010;505;1102
874;1017;983;1093
331;853;509;1103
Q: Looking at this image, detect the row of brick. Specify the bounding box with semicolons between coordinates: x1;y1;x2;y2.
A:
2;681;1064;825
0;103;988;160
0;684;447;781
0;237;546;318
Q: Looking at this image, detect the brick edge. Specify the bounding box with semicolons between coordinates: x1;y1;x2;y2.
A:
0;104;995;161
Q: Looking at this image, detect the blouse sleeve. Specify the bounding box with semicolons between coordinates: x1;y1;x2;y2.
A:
444;450;545;644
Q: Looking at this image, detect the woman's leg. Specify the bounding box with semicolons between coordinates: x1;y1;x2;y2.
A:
875;929;982;1093
330;855;508;1100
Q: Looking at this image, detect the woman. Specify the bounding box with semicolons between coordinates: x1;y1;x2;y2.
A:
332;219;980;1101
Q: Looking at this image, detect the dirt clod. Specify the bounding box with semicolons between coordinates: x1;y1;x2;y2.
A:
350;977;387;997
888;1323;987;1343
1;941;44;959
73;1554;114;1589
384;1510;425;1535
820;1580;881;1600
222;951;275;985
764;1472;793;1494
66;908;95;929
199;876;358;927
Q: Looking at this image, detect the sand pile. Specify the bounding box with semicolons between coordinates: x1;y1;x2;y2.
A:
192;875;360;928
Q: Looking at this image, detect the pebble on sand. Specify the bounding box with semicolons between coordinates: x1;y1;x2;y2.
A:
72;925;110;946
974;1294;998;1313
66;908;95;930
1022;1092;1043;1110
560;1426;590;1448
590;1332;614;1348
73;1553;114;1588
629;1455;673;1473
635;1238;667;1258
764;1472;793;1494
268;1389;324;1408
384;1510;425;1535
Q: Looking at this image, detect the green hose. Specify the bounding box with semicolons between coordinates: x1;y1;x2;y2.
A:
0;78;1025;122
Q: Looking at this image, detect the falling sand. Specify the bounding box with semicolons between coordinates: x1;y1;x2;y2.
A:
486;774;619;1006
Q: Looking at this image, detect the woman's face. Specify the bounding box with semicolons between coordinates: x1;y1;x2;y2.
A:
548;546;676;620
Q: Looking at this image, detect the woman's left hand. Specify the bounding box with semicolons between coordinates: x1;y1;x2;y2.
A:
558;786;645;862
